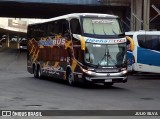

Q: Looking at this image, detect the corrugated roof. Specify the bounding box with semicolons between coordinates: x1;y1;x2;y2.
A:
101;0;130;6
0;0;101;5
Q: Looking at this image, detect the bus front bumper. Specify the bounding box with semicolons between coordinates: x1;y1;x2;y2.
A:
83;70;128;83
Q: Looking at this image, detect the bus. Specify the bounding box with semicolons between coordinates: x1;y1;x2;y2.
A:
27;13;128;86
126;31;160;73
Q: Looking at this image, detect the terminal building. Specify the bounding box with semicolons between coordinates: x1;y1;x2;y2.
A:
0;18;42;49
0;0;159;49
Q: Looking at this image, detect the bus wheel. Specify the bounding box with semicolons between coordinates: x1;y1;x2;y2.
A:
34;66;38;78
37;66;43;79
104;82;113;87
67;69;75;86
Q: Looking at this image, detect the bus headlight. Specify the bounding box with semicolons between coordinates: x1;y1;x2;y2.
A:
81;67;94;75
122;70;127;74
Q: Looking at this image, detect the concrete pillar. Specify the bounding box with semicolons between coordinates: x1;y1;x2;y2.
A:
135;0;143;30
17;35;19;49
131;0;136;30
6;34;9;48
143;0;150;30
131;0;142;30
131;0;150;31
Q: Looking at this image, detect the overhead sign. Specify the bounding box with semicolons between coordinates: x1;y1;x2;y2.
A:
8;19;27;29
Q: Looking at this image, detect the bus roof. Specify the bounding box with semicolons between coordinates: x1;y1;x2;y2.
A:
29;13;118;26
125;30;160;36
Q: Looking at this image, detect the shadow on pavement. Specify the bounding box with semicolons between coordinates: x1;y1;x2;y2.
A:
27;76;128;90
130;73;160;80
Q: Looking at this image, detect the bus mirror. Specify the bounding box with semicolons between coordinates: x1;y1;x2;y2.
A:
73;34;85;50
72;34;79;40
80;37;85;50
126;36;134;51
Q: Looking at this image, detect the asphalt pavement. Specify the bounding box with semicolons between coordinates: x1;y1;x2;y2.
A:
0;49;160;119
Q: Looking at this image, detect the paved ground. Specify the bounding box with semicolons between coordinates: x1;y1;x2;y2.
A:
0;49;160;119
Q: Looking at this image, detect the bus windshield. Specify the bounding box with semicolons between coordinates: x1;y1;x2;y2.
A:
82;17;123;36
84;43;126;67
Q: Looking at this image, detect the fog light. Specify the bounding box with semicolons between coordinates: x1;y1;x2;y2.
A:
78;74;82;78
85;77;91;81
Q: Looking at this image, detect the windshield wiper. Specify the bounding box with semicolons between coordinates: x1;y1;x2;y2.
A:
97;47;109;68
103;25;107;35
112;29;117;35
91;22;95;34
97;53;107;68
98;48;118;68
107;52;118;67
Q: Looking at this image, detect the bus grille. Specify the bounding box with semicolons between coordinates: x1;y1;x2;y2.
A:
96;69;119;73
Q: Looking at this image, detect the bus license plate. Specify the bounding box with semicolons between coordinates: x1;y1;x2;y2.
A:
105;79;112;82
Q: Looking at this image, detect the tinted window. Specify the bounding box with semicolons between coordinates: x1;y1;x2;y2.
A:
137;35;160;51
47;21;59;36
28;24;47;39
28;19;69;39
61;20;69;36
27;25;35;38
70;18;81;34
47;19;69;36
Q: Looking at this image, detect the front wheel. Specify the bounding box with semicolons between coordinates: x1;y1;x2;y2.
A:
34;66;38;78
67;69;76;86
37;66;43;79
34;65;42;79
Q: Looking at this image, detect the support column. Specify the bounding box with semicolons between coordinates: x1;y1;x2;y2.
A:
130;0;150;31
17;35;19;49
135;0;143;30
143;0;150;30
6;34;9;48
131;0;135;30
131;0;143;31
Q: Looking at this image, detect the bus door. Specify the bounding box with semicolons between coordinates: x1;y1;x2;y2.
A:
70;18;84;64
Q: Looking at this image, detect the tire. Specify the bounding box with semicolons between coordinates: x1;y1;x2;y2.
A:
104;82;113;87
67;69;76;86
34;65;38;78
37;65;43;79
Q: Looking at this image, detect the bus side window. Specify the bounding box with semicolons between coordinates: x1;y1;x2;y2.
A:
34;24;46;39
70;18;81;35
61;20;69;37
33;25;40;40
137;35;145;48
41;24;47;37
49;21;60;36
157;36;160;51
47;22;55;36
27;26;32;38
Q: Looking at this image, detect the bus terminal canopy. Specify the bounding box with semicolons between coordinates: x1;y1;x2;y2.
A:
0;0;101;5
0;26;26;35
0;0;120;18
